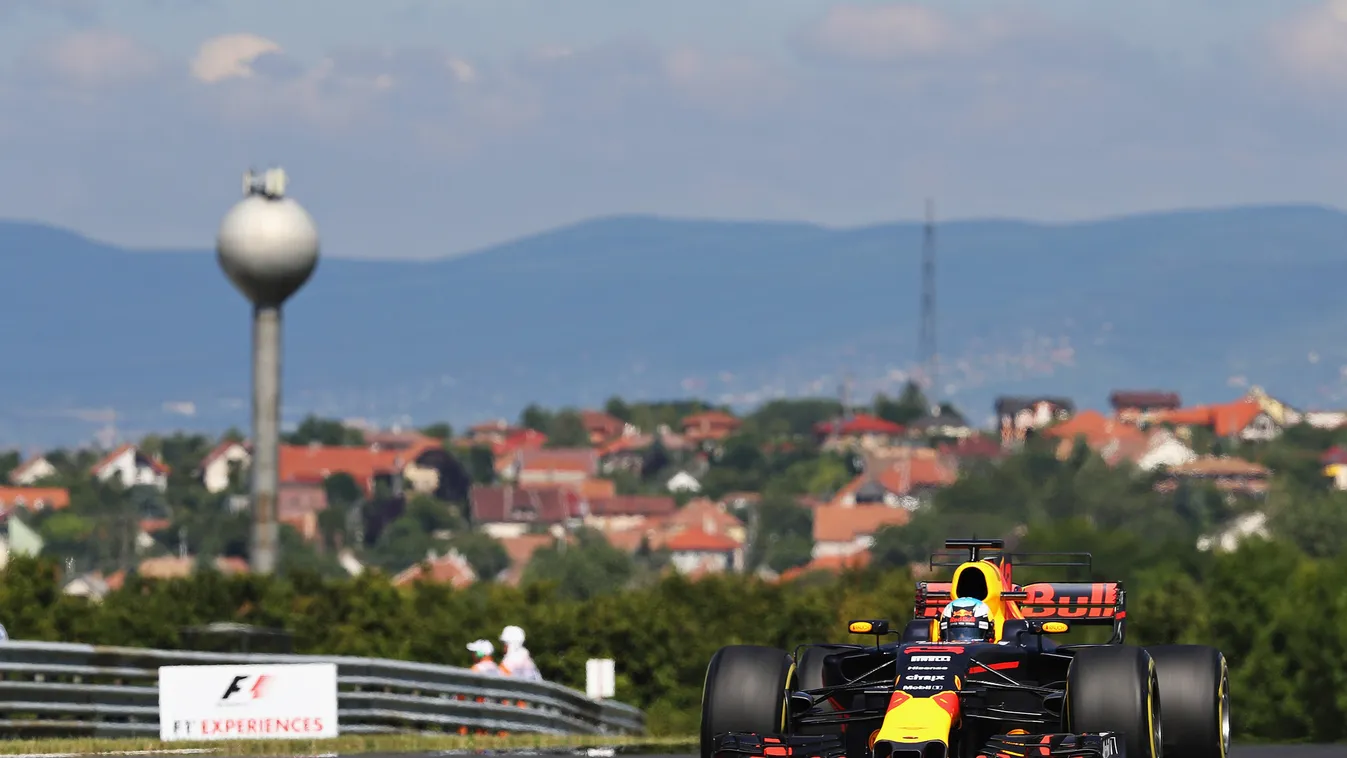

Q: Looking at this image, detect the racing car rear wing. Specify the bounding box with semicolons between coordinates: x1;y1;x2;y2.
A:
929;539;1094;573
915;581;1127;642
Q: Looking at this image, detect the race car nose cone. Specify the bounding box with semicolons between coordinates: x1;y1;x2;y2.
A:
872;738;946;758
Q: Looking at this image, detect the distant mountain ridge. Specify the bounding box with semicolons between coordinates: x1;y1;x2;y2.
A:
2;203;1346;447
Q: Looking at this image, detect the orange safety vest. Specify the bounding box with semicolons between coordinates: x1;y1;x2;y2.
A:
472;657;502;675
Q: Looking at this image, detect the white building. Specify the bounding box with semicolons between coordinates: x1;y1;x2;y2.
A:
89;444;169;491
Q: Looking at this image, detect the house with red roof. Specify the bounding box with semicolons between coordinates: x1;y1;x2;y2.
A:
0;486;70;512
661;498;745;542
1155;456;1272;497
136;555;247;580
666;528;742;575
277;481;328;541
197;440;251;493
936;435;1005;463
812;504;910;560
278;438;440;495
580;411;627;445
1133;429;1198;472
207;431;454;498
496;533;566;585
392;549;477;589
1109;390;1181;423
90;444;169;491
8;456;56;486
1042;410;1150;467
602;497;740;561
465;420;523;447
469;485;583;538
596;426;691;474
469;483;677;539
1145;397;1281;441
585;495;677;532
508;448;598;486
995;396;1075;447
680;411;741;444
827;449;956;510
814;414;906;448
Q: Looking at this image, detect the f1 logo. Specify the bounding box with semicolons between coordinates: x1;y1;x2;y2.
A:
220;674;271;703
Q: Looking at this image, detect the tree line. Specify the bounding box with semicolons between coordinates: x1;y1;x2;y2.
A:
0;529;1341;742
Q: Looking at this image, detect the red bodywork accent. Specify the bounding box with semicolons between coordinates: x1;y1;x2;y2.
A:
932;691;961;720
968;661;1019;674
886;691;911;713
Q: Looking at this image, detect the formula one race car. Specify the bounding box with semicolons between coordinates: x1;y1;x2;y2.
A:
701;539;1230;758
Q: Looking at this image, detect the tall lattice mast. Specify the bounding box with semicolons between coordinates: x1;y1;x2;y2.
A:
918;198;938;399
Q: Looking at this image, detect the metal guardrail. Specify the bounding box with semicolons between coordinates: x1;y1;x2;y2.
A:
0;641;645;739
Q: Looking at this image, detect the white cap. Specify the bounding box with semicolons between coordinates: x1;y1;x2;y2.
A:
467;639;494;657
500;625;525;645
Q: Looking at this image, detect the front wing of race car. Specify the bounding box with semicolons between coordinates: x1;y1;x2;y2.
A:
977;733;1126;758
711;734;846;758
710;732;1127;758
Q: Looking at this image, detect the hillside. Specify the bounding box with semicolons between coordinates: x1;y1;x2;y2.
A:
2;204;1346;446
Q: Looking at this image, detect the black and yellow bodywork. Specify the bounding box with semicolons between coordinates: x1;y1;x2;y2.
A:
704;539;1227;758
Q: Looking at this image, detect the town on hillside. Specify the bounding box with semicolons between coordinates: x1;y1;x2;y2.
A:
0;382;1337;599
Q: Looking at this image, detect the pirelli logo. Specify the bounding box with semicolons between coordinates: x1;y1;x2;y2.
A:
910;655;951;662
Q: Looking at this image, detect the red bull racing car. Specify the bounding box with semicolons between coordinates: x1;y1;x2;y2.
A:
701;539;1229;758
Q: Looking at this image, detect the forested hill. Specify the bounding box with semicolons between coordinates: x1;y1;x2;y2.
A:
2;203;1346;444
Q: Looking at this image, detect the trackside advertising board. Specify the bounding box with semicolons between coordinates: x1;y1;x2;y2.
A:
158;663;338;741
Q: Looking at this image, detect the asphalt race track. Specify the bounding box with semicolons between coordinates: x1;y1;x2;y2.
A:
215;747;1338;758
1230;748;1343;758
614;749;1332;758
617;748;1308;758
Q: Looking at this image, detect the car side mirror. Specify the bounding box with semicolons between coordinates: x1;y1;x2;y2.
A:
848;619;891;636
788;691;816;715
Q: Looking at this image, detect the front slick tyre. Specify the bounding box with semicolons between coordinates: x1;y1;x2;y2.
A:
700;645;792;758
1063;646;1161;758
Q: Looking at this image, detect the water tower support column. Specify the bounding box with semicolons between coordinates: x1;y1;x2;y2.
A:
251;304;282;575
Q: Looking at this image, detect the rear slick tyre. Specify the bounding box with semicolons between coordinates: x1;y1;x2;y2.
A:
1146;645;1229;758
1063;646;1161;758
700;645;793;758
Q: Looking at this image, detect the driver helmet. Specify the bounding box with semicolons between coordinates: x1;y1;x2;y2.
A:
939;597;994;643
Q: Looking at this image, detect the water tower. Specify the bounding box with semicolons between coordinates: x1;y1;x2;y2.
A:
216;168;320;575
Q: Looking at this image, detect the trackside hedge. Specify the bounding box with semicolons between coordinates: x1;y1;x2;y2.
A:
0;540;1340;741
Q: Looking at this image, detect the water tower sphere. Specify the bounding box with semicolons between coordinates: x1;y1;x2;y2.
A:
216;195;320;307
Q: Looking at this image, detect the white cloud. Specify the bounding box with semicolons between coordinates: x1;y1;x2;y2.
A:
662;48;790;113
162;401;197;417
802;3;955;62
1268;0;1347;90
0;0;97;22
59;407;118;424
446;57;476;84
24;30;159;88
0;9;1341;260
190;33;282;83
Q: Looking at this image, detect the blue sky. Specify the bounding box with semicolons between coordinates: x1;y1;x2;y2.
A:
0;0;1344;258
